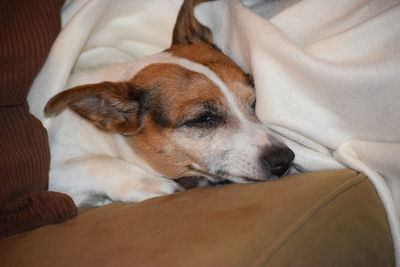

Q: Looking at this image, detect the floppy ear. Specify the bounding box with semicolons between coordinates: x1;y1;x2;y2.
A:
172;0;214;45
44;81;143;135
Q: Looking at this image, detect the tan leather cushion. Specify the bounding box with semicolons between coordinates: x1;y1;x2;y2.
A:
0;170;394;266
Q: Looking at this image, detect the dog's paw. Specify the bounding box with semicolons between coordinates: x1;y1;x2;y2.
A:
111;176;184;203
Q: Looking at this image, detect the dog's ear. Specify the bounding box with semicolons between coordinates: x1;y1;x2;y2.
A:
172;0;214;45
45;81;143;135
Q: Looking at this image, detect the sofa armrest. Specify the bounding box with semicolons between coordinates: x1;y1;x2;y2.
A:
0;170;394;266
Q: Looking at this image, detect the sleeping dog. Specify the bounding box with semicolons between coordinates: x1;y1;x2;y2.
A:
43;0;294;207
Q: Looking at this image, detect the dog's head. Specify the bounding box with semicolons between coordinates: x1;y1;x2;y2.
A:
45;0;294;183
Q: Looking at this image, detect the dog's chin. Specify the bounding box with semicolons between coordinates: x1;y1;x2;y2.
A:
212;164;297;183
222;174;276;183
210;168;280;184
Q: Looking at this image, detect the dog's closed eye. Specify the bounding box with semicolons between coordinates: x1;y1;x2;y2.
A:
181;112;225;128
176;101;227;129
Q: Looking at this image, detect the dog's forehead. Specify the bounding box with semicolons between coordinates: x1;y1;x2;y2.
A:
168;44;254;100
132;63;225;103
131;63;229;125
129;50;254;121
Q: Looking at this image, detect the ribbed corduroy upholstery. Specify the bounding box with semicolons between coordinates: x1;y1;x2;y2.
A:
0;0;77;238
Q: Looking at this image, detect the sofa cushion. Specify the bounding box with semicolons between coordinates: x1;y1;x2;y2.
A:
0;170;394;266
0;0;77;239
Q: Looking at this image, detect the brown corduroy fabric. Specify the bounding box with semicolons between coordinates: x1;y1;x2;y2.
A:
0;0;77;238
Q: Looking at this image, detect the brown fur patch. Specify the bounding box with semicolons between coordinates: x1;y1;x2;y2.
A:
126;63;231;178
45;81;142;135
129;63;228;126
172;0;214;45
170;0;255;119
169;43;256;117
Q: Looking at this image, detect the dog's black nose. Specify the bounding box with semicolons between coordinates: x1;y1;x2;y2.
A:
263;147;295;177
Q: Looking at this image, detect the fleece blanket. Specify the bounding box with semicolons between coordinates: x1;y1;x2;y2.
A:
28;0;400;263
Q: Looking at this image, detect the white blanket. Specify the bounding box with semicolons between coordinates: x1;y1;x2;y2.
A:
28;0;400;263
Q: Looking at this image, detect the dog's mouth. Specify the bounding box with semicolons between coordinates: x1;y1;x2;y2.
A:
175;161;297;190
184;164;276;184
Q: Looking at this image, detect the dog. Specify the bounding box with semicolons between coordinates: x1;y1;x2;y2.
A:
43;0;295;207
